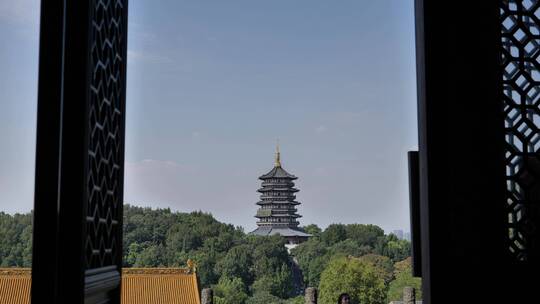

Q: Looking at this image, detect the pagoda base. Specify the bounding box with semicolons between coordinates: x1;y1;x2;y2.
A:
249;226;311;245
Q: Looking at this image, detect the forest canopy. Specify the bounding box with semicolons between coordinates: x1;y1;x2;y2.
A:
0;205;415;303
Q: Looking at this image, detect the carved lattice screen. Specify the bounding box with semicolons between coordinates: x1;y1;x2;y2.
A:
501;0;540;261
85;0;126;271
32;0;128;302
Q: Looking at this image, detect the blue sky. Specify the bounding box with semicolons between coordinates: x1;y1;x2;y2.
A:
0;0;417;233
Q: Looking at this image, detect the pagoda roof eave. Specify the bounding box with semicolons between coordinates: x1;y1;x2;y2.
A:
255;213;301;218
257;187;299;192
259;166;297;180
256;201;300;205
249;227;312;237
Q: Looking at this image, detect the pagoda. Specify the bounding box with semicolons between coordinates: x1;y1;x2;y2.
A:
250;144;311;246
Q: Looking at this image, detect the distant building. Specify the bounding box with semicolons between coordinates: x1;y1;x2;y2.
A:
250;144;311;248
391;230;412;241
0;266;201;304
404;232;411;241
392;229;404;240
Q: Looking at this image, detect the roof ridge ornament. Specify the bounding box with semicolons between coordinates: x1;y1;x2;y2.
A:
275;139;281;167
187;259;197;274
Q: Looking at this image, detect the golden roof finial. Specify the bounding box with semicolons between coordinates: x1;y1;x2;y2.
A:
186;259;197;273
275;139;281;167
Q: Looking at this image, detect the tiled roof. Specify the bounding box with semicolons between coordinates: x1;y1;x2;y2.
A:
0;268;200;304
250;226;312;237
259;166;297;179
0;269;31;304
122;268;200;304
256;200;301;205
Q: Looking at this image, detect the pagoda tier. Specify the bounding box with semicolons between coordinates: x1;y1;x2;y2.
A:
250;145;311;245
257;187;299;192
256;200;301;206
255;166;302;227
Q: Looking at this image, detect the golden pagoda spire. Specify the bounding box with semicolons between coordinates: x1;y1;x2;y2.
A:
275;139;281;167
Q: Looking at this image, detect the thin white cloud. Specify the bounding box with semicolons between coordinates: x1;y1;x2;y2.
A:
191;131;201;139
315;125;327;134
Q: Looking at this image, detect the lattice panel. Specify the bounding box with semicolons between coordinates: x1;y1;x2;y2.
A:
501;0;540;261
85;0;126;269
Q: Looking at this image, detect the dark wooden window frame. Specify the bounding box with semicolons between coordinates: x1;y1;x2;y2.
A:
28;0;540;303
31;1;128;303
412;0;540;303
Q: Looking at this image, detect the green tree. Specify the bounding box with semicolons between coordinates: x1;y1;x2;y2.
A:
133;243;167;267
125;242;143;266
0;204;417;304
166;223;200;253
305;256;328;287
375;234;411;262
273;263;294;298
246;292;285;304
284;296;304;304
251;264;294;299
345;224;385;249
19;225;32;267
321;224;347;246
291;238;328;287
202;234;236;254
327;239;371;258
355;254;394;284
319;257;387;304
248;235;290;279
214;244;253;285
0;212;33;267
214;276;249;304
302;224;322;237
192;250;221;288
387;258;422;302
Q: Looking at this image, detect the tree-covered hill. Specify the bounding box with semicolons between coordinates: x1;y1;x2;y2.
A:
0;205;418;303
0;212;32;267
291;223;411;288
